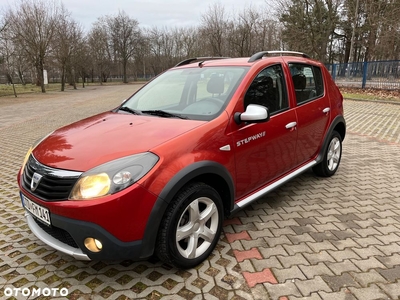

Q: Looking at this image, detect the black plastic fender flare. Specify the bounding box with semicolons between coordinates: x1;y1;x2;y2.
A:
138;160;234;258
316;115;346;164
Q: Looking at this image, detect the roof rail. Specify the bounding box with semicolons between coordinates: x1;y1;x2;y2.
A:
174;57;230;67
248;51;310;62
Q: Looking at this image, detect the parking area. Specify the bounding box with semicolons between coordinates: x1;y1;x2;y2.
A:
0;85;399;300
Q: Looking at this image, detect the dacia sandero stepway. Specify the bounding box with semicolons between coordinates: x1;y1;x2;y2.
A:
18;51;346;268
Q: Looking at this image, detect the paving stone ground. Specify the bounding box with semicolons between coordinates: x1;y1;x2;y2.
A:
0;85;399;300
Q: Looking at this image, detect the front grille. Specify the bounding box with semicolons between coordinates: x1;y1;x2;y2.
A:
34;219;79;248
22;155;82;201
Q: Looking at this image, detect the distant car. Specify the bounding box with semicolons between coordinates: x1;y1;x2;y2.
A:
18;51;346;269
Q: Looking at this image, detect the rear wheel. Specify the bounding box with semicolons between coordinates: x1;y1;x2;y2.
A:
156;183;223;269
313;130;342;177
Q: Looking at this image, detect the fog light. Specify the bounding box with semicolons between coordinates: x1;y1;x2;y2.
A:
84;237;103;252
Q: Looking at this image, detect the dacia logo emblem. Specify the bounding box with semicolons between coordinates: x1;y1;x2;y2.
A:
31;172;43;192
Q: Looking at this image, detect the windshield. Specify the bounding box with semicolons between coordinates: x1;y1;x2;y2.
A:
121;66;248;121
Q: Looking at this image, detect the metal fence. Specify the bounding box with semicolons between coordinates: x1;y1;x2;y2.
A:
326;60;400;90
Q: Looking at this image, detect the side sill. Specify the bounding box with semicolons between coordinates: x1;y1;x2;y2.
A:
233;160;317;211
25;212;90;261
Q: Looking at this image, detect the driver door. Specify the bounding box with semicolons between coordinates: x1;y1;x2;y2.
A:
230;64;298;200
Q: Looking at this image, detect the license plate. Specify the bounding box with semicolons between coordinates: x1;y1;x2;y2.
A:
21;193;51;226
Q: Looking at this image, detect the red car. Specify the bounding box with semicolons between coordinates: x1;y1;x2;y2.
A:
18;51;345;268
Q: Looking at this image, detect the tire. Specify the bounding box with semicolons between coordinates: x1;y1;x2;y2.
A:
312;130;342;177
156;183;223;269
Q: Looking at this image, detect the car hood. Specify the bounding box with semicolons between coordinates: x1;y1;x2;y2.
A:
33;111;204;171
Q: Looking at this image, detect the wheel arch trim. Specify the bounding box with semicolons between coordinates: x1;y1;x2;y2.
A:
316;115;346;164
139;161;234;258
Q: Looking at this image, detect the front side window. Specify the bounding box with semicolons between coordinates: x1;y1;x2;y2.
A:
244;64;288;115
122;66;248;121
289;63;324;105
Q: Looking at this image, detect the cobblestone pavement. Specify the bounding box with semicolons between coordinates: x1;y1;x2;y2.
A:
0;85;399;300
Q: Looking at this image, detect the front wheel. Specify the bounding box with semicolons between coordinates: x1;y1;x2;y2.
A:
156;183;223;269
313;130;342;177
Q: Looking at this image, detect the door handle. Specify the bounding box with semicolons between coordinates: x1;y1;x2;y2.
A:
285;122;297;129
323;107;330;114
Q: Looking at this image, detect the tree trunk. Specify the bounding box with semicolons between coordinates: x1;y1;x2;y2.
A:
123;59;128;83
12;83;17;98
82;71;85;88
36;64;46;93
72;70;77;90
7;74;18;98
61;67;65;91
18;70;26;85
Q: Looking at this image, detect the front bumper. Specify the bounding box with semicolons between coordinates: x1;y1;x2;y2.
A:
25;212;90;260
25;210;146;261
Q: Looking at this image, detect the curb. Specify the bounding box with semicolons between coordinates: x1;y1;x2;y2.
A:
344;97;400;105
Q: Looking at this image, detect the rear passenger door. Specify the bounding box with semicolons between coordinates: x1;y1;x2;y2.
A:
289;63;331;165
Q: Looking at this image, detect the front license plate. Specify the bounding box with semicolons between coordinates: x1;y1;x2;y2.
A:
21;194;51;226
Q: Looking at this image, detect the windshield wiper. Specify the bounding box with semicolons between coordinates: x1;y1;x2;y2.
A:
141;110;188;119
119;106;141;115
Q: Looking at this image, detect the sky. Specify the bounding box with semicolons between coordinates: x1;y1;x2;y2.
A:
0;0;271;31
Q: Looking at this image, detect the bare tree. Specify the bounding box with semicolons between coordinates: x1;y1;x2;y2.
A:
105;11;140;83
65;23;84;89
178;27;201;57
132;34;150;79
0;20;18;97
146;27;178;75
228;6;281;57
6;0;62;92
87;24;113;83
229;7;259;56
200;3;229;56
52;8;83;91
13;45;30;85
74;37;92;87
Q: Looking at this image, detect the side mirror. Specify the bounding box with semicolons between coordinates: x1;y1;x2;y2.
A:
234;104;270;124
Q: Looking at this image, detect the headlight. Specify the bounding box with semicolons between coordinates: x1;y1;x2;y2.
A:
69;152;159;200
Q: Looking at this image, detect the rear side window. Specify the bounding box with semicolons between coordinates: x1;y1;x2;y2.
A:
289;63;324;105
244;64;288;114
